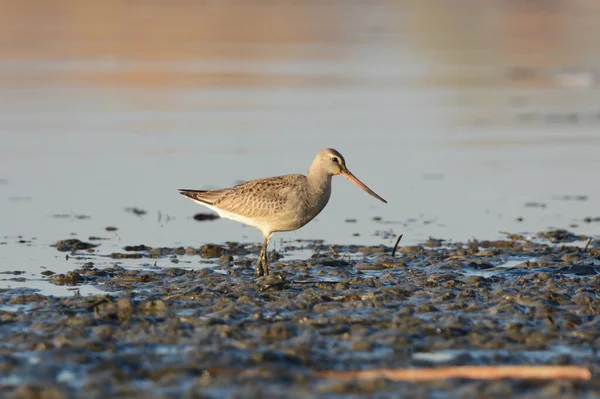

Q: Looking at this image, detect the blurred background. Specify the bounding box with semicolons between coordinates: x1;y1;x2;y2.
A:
1;0;600;261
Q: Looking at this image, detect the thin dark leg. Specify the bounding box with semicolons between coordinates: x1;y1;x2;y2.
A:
255;233;273;277
255;237;267;277
261;243;269;276
255;256;264;277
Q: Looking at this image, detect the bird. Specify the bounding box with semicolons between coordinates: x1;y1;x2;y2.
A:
179;148;387;277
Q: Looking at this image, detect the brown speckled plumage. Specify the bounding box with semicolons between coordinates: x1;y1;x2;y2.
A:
179;148;386;277
180;174;318;231
182;175;305;216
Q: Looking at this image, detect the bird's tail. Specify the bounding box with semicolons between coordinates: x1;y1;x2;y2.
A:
179;189;228;205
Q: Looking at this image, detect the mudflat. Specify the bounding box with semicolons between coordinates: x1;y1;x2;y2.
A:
1;231;599;398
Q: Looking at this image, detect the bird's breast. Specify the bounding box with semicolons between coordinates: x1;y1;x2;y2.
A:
261;186;329;233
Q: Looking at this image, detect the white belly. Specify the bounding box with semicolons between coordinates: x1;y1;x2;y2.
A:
191;201;273;236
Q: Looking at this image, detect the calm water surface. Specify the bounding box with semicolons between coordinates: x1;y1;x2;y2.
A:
1;0;599;292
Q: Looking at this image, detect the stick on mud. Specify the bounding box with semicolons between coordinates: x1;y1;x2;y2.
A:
315;365;591;381
392;234;403;257
584;237;592;252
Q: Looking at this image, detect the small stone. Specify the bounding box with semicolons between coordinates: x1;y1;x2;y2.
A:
400;246;423;255
193;213;219;221
54;239;97;252
200;244;225;258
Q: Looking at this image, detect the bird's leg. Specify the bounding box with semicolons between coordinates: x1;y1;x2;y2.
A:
263;242;272;277
255;237;267;277
255;257;264;277
256;233;273;277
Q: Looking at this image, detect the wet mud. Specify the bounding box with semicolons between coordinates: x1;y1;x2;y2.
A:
1;230;600;398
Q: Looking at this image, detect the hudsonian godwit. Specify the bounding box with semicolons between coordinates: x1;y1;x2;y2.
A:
179;148;387;276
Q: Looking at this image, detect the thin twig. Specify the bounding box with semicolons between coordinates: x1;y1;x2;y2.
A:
259;280;340;291
391;234;404;257
329;245;339;258
584;238;592;252
315;365;591;381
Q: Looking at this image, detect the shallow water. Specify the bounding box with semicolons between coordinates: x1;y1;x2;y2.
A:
1;1;600;294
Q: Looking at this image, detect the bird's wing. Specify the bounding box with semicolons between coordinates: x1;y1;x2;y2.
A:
209;174;306;219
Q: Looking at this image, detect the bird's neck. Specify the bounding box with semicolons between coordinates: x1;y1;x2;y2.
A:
306;163;332;200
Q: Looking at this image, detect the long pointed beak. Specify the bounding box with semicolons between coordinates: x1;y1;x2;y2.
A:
340;167;387;204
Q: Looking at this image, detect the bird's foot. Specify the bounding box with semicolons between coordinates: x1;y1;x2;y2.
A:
254;254;270;277
255;259;265;277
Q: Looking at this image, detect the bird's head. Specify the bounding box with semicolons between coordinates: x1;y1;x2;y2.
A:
315;148;387;204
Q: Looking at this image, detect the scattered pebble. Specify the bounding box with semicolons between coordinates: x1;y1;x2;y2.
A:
53;239;97;252
553;195;588;201
200;244;225;258
125;207;147;216
525;202;547;209
193;213;220;221
583;217;600;223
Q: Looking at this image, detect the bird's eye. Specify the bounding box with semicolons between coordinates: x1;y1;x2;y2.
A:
331;157;340;164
